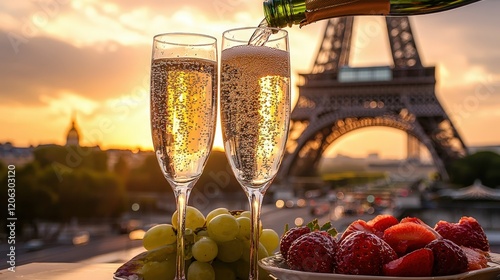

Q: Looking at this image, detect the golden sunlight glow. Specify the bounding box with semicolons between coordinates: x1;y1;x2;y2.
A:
166;69;213;160
324;127;406;159
169;72;185;148
463;66;490;85
102;2;120;14
213;120;224;151
172;10;196;26
257;75;284;158
41;91;99;115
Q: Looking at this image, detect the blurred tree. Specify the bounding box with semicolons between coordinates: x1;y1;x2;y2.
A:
484;156;500;188
126;154;167;193
125;154;175;213
0;158;126;240
113;155;130;180
0;163;56;238
49;169;125;221
33;144;108;172
449;151;500;188
91;150;108;172
196;150;241;194
126;150;240;194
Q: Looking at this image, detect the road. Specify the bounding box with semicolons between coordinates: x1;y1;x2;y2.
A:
260;203;368;237
0;233;144;270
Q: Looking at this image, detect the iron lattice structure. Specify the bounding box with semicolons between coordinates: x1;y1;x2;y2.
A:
279;16;467;181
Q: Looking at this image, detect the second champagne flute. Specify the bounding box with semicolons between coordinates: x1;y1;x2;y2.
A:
150;33;217;280
220;27;291;279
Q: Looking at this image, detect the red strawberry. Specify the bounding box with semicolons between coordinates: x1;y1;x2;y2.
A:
279;226;311;260
383;248;434;277
434;216;489;251
425;239;468;276
335;231;397;275
383;222;437;255
367;214;399;238
400;216;425;224
461;246;489;271
400;216;442;239
286;231;337;273
339;219;374;242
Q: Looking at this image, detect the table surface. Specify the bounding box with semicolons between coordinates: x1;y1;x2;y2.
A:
0;262;121;280
2;255;500;280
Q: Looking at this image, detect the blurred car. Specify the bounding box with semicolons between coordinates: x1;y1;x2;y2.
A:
309;200;330;216
72;231;90;245
24;239;44;252
57;230;90;245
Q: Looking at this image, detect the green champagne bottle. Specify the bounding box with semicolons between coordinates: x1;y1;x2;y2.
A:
264;0;483;28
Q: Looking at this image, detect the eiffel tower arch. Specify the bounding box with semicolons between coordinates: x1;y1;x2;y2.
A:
279;16;467;182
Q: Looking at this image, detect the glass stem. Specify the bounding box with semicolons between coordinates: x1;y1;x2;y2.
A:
247;187;265;280
174;183;192;280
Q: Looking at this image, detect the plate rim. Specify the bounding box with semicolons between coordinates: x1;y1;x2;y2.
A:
259;253;500;280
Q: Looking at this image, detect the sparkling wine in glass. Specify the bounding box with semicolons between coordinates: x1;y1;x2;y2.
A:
150;33;217;280
220;27;291;280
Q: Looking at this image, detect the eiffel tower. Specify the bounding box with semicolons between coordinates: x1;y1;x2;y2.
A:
279;16;467;181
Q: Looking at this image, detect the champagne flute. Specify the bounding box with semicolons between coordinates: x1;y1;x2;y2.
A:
220;27;290;279
150;33;217;280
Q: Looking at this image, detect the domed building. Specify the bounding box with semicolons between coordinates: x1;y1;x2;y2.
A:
66;117;80;146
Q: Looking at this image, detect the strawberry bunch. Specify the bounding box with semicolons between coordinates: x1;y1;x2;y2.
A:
280;215;491;277
279;219;337;273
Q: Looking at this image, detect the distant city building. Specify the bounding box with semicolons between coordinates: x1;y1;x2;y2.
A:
66;116;80;146
319;153;436;182
107;148;152;171
0;116;152;168
0;142;34;166
469;145;500;155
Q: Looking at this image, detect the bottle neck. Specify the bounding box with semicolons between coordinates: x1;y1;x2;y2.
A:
264;0;306;28
264;0;390;28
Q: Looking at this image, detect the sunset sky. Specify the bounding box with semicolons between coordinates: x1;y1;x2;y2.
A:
1;0;499;159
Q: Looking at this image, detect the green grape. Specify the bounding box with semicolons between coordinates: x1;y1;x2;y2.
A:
207;214;239;243
216;238;243;263
195;229;209;242
260;229;280;254
241;240;269;263
236;217;251;240
139;254;175;280
206;207;230;223
236;216;263;240
171;206;206;230
234;259;250;280
187;261;215;280
212;260;236;280
239;211;251;219
192;236;218;262
142;224;176;251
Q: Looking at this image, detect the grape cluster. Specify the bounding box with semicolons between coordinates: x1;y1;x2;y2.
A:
140;206;279;280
